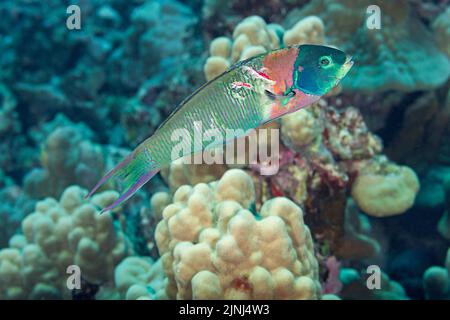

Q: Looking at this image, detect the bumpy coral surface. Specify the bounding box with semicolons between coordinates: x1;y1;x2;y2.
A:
159;96;418;262
423;248;450;300
351;157;420;217
0;186;131;299
114;256;166;300
204;14;324;81
155;169;321;300
24;126;106;199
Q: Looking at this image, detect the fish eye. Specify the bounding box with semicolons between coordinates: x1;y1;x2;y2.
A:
319;56;332;68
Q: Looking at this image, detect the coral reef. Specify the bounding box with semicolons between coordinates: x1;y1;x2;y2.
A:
0;185;35;249
0;0;448;302
201;0;308;38
0;186;132;299
0;0;203;187
155;169;321;299
351;157;420;217
204;14;325;81
161;158;228;192
0;183;35;249
159;99;417;262
291;0;450;92
23;122;106;199
114;256;166;300
339;267;409;300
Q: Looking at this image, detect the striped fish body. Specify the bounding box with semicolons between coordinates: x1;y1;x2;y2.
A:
143;57;274;166
144;46;320;166
87;44;353;212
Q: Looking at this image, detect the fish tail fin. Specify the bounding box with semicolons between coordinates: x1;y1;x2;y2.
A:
86;146;160;213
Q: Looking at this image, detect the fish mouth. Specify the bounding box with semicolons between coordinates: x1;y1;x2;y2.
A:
338;55;353;79
344;55;354;69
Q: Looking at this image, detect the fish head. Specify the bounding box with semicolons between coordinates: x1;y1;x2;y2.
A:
292;44;353;96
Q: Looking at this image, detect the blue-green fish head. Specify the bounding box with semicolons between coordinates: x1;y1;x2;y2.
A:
293;44;353;96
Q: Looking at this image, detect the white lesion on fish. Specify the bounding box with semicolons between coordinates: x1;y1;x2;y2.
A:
230;65;277;101
230;81;253;100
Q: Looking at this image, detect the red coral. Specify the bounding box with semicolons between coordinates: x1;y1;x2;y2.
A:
231;277;253;294
322;256;343;295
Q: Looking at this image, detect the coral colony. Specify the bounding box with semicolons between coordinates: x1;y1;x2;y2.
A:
0;0;449;301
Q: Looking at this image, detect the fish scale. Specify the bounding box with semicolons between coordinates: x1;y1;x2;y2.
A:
86;45;353;212
148;66;266;165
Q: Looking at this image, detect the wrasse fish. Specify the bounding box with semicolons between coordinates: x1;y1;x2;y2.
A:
87;44;353;212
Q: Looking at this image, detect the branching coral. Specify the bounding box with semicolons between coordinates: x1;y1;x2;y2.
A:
23;124;106;199
0;186;132;299
155;169;321;300
283;15;324;47
204;14;325;81
161;158;228;192
114;256;167;300
280;108;322;151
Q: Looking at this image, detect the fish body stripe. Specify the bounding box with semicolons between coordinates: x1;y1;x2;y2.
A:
142;66;266;165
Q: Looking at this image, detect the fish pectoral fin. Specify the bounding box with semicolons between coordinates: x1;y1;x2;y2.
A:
264;90;278;101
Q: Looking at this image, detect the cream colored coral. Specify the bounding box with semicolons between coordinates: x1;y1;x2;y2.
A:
204;16;274;81
203;56;230;81
0;186;131;300
150;191;172;221
161;157;228;192
281;107;322;149
204;15;325;81
155;169;321;300
283;16;325;46
351;160;420;217
114;256;166;300
232;16;274;50
161;121;279;192
209;37;232;58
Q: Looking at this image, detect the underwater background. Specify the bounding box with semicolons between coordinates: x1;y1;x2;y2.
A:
0;0;449;300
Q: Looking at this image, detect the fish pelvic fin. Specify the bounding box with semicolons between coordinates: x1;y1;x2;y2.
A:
86;145;160;213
